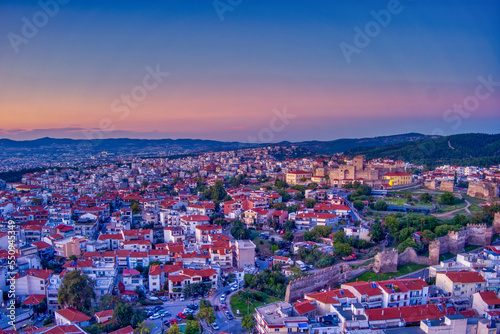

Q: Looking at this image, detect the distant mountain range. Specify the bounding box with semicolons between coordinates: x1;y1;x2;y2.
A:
281;133;435;154
1;133;498;167
345;133;500;167
0;133;434;156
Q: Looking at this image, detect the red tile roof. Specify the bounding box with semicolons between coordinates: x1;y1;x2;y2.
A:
22;294;46;305
365;304;446;323
109;326;134;334
55;307;91;323
443;271;486;283
342;282;383;297
306;289;355;304
293;300;317;315
477;291;500;306
94;310;113;319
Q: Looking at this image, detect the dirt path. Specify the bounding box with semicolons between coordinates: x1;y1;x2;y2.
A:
432;200;471;218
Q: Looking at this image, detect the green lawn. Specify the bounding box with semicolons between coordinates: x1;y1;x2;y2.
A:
386;198;407;206
230;290;281;317
348;263;428;282
465;245;481;252
462;194;486;206
436;199;467;213
350;259;374;269
439;253;455;261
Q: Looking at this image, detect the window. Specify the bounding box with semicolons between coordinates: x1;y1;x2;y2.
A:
274;329;280;332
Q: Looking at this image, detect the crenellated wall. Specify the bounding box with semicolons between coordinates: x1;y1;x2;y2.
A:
373;223;494;274
285;266;341;302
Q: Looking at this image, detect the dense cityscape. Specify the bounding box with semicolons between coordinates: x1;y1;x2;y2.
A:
0;142;499;334
1;0;499;334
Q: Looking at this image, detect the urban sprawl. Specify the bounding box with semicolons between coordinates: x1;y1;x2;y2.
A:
0;146;499;334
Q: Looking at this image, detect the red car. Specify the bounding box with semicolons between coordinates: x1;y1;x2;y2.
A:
177;313;187;319
221;305;228;311
170;319;179;324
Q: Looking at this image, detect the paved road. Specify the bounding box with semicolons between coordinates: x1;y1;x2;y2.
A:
144;299;199;334
397;268;430;280
207;285;244;334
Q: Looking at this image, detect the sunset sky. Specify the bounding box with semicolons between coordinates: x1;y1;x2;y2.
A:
1;0;499;142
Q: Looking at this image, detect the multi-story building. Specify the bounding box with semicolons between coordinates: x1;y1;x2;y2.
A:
123;268;144;291
294;212;338;230
180;215;211;236
168;268;217;297
234;239;256;268
148;263;183;292
53;236;86;258
195;225;222;244
164;226;185;243
47;273;62;313
381;171;412;186
472;291;500;315
436;271;486;299
14;268;52;296
377;279;429;308
254;301;309;334
341;282;381;309
286;171;313;185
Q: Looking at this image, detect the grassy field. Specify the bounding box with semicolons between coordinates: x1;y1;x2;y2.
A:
439;253;455;261
436;199;467;213
347;263;428;282
350;259;374;269
229;290;281;317
462;194;487;206
465;245;481;252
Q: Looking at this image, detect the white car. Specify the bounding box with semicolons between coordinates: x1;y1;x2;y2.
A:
212;323;220;330
148;296;159;301
180;296;185;301
150;313;162;320
230;285;238;292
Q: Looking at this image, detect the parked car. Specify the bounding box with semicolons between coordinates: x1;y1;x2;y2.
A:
149;313;162;320
230;285;238;292
159;296;167;301
179;296;185;301
212;323;220;330
177;313;187;319
148;296;159;301
169;319;179;324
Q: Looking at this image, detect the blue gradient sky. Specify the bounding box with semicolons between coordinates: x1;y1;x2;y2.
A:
0;0;499;142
